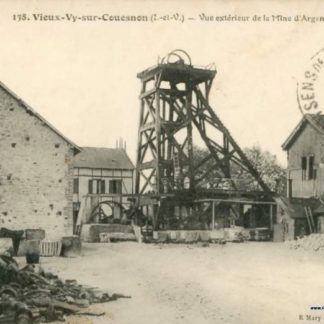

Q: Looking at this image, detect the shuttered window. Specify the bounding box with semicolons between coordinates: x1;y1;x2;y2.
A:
301;157;307;181
73;178;79;194
88;180;93;194
88;179;105;194
301;155;316;181
101;180;106;194
109;180;122;194
308;156;315;180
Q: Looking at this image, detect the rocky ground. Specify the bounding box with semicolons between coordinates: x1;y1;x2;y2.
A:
17;241;324;324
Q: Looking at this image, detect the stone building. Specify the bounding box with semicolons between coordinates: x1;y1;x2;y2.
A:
0;81;80;238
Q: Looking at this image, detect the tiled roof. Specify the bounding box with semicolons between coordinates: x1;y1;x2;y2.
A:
73;147;134;170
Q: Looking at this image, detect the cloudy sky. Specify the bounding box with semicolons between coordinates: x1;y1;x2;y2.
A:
0;0;323;166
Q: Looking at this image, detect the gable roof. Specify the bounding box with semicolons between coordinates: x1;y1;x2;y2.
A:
282;114;324;151
73;147;134;170
0;80;81;154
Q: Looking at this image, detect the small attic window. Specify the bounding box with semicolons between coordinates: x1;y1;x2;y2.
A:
55;143;60;148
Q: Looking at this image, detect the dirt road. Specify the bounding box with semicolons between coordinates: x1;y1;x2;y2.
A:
32;242;324;324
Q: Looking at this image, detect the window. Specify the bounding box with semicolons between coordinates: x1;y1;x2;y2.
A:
100;180;106;193
301;156;307;180
308;156;315;180
73;178;79;194
288;179;292;198
109;180;122;194
88;179;106;194
301;155;316;181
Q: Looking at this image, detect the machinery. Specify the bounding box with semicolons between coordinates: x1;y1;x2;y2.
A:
134;50;275;232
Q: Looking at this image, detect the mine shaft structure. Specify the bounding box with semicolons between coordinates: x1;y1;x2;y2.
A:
135;50;274;231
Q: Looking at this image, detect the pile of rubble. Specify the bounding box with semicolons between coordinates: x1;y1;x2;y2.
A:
286;234;324;251
0;254;130;323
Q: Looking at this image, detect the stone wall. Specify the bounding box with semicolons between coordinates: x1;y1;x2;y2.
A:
0;86;75;238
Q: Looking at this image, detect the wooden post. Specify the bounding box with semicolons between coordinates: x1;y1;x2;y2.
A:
269;204;273;230
186;82;195;189
135;81;145;194
155;82;161;194
212;201;215;230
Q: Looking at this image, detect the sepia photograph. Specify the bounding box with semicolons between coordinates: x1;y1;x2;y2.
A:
0;1;324;323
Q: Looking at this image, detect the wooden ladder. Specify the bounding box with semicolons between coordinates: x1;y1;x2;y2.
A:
304;206;316;233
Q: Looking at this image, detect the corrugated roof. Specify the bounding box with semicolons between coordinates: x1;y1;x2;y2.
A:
73;147;134;170
282;114;324;151
0;80;81;153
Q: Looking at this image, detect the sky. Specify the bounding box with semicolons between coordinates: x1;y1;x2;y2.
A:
0;0;324;167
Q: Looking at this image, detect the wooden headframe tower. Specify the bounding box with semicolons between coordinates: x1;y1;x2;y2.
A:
135;50;270;196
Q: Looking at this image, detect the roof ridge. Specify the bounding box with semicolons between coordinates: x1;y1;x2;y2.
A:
0;79;81;153
282;113;324;150
81;146;124;150
74;146;135;169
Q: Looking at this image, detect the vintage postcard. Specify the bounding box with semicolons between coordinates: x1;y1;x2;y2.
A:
0;1;324;323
